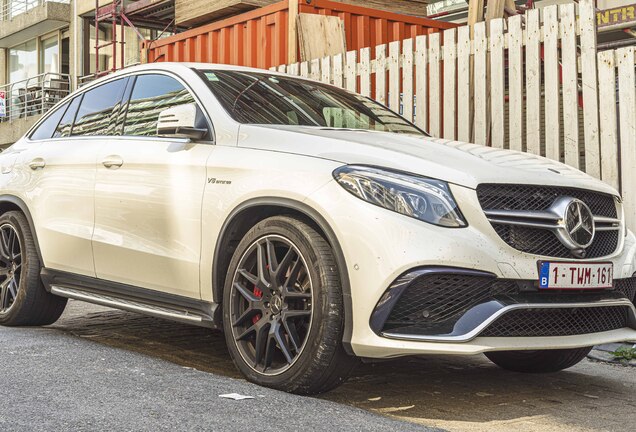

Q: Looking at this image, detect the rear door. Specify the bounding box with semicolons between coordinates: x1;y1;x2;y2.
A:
92;73;214;298
16;78;128;277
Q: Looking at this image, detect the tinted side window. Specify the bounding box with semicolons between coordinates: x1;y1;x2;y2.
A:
123;74;196;136
54;96;81;138
30;101;69;140
72;78;127;136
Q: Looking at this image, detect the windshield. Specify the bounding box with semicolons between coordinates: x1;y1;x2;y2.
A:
197;69;424;136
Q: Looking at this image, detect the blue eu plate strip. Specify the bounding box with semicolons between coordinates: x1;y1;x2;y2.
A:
539;262;550;288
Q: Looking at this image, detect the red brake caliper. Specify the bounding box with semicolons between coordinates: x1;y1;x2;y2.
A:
252;286;263;324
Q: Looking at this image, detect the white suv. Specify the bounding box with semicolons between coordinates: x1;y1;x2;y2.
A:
1;63;635;394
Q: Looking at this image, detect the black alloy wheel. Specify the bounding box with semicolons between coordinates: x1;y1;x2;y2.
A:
223;216;357;394
0;224;22;313
229;234;313;375
0;211;67;326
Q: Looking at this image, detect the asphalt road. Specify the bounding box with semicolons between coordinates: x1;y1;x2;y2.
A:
0;324;435;432
3;300;636;432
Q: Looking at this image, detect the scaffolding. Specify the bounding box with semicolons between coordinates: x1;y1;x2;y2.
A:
92;0;177;78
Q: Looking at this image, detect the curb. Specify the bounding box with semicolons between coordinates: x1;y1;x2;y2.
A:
588;343;636;367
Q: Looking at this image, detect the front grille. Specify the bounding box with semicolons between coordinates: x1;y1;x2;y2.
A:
477;184;619;258
477;184;618;217
480;306;629;337
492;225;619;259
385;274;518;328
615;277;636;302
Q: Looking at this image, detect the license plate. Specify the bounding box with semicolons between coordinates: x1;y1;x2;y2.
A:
538;261;613;289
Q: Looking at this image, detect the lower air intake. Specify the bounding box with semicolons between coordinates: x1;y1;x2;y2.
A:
480;306;629;337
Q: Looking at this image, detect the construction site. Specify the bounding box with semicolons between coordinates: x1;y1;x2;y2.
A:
0;1;634;145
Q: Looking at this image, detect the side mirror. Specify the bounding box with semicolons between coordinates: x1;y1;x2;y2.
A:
157;103;208;140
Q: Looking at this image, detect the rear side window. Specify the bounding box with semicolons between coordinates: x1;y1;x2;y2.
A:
123;74;196;136
29;101;69;140
53;96;81;138
72;78;127;136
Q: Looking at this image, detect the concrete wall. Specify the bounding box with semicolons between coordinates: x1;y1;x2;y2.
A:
0;115;40;147
0;2;70;45
0;48;6;86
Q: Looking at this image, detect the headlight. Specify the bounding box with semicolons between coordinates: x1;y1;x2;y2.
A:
333;165;467;228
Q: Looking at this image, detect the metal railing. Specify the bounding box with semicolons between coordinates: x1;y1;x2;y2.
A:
1;0;70;21
0;73;72;122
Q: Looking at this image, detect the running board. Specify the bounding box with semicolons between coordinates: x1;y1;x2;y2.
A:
50;285;216;328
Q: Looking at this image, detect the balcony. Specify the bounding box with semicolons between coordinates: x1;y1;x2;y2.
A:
0;0;70;48
0;72;71;146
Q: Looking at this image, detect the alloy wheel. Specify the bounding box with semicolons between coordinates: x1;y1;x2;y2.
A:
230;234;313;375
0;224;22;313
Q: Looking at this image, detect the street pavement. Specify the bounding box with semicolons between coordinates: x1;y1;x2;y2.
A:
3;300;636;432
0;324;436;432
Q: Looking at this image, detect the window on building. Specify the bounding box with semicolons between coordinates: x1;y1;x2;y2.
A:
40;36;60;74
72;79;128;136
123;74;197;137
8;40;38;85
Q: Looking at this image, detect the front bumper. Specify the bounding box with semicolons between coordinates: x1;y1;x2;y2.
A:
372;267;636;342
306;181;636;358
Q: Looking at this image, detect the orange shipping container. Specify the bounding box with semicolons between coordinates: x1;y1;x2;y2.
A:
143;0;456;69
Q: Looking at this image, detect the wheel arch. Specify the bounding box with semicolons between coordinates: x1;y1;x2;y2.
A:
212;197;354;354
0;194;43;263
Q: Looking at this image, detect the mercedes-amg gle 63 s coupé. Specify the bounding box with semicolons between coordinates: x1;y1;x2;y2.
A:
1;63;635;394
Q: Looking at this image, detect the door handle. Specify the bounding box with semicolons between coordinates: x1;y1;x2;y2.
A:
28;158;46;170
102;156;123;169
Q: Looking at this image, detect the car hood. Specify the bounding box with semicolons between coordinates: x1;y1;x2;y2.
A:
237;125;618;195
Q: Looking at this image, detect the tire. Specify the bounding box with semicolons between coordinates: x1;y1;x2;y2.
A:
485;347;593;373
222;215;357;394
0;211;67;326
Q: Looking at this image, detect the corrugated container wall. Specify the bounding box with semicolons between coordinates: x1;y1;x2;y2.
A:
143;0;456;69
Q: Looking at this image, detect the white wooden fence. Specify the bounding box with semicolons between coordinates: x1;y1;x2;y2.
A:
272;0;636;231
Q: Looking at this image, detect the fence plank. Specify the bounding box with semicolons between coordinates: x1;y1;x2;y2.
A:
332;54;343;88
597;50;619;191
300;61;309;78
525;9;541;156
579;0;601;178
543;5;560;161
473;22;488;146
277;64;286;73
560;4;579;170
309;58;321;80
429;32;442;137
508;15;523;152
345;50;357;92
289;62;300;76
321;56;331;84
443;28;457;140
457;25;471;143
360;47;371;97
402;38;414;123
375;44;387;106
388;41;401;113
414;35;428;131
489;19;505;149
617;47;636;232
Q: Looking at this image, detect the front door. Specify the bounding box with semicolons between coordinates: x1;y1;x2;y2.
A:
92;73;213;298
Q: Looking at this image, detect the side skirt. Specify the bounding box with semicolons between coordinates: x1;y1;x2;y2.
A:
41;268;220;329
